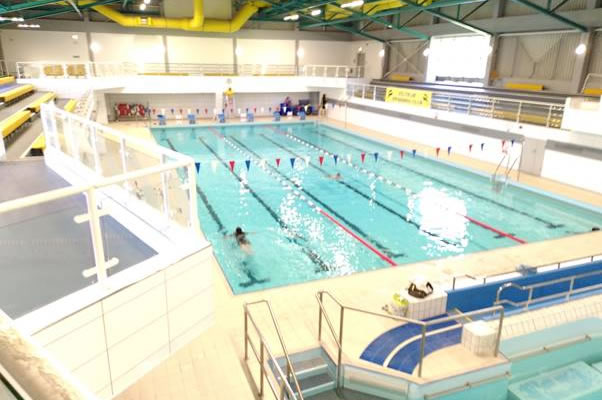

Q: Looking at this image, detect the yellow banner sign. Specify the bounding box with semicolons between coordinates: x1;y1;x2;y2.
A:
385;87;432;108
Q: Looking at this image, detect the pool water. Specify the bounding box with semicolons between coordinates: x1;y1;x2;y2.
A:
153;122;602;294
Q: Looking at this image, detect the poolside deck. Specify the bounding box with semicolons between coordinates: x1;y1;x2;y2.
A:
108;118;602;400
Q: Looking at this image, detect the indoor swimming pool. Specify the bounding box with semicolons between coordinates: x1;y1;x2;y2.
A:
153;122;602;293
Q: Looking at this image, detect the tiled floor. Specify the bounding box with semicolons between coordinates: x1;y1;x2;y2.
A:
112;118;602;400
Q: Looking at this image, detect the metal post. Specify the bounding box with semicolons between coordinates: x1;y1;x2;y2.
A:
85;188;108;282
187;164;201;234
337;306;344;390
467;97;473;115
526;288;533;309
160;155;170;219
259;341;265;397
318;292;323;341
119;137;128;176
494;308;504;356
546;105;553;127
418;325;427;377
373;86;377;101
362;85;366;99
567;277;575;300
244;309;248;361
90;125;102;175
491;99;496;118
516;101;522;123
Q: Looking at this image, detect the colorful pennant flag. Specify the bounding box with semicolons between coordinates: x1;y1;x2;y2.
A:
361;153;366;163
245;160;251;171
276;158;281;167
229;160;235;171
319;155;324;166
195;162;200;173
511;139;515;147
502;140;506;148
481;143;485;151
447;146;452;155
374;152;379;162
333;154;339;165
412;149;417;157
290;158;296;168
400;150;404;159
436;147;440;157
469;144;473;152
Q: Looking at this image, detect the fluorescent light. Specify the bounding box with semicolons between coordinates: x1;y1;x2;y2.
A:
387;24;393;28
235;46;243;57
341;0;364;8
90;41;101;53
143;0;151;3
423;48;430;57
72;34;79;40
139;3;146;10
0;17;24;22
357;47;363;53
310;8;322;16
378;49;385;58
17;23;40;28
575;43;586;55
284;14;299;21
297;47;305;58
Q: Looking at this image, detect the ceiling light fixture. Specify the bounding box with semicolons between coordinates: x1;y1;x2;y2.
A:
143;0;151;3
423;48;431;57
310;9;321;16
297;47;305;58
0;17;24;22
139;3;146;11
341;0;364;8
90;41;101;53
72;34;79;40
379;49;385;58
284;14;299;21
575;43;586;55
18;23;40;28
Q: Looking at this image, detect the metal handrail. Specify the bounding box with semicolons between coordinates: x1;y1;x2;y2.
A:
495;269;602;310
347;82;565;128
316;290;504;382
508;332;602;361
244;300;304;400
451;254;601;290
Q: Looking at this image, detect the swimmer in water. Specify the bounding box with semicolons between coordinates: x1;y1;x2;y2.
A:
327;172;342;181
232;226;253;255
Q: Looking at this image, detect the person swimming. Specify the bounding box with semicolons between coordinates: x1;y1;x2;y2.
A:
233;226;253;255
327;172;342;181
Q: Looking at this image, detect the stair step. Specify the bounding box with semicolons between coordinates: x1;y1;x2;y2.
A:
293;372;336;397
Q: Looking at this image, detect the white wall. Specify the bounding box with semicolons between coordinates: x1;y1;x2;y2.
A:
236;39;296;65
106;93;215;120
1;30;89;65
166;36;233;64
89;33;165;63
298;40;353;66
541;150;602;194
234;92;318;116
31;248;215;399
349;40;384;80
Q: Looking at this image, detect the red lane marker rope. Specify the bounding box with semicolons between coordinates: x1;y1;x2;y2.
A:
462;214;527;244
318;209;396;266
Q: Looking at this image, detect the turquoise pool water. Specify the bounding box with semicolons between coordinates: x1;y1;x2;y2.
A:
153;122;602;294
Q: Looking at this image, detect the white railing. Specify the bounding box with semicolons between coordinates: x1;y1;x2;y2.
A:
582;73;602;94
15;61;362;79
300;64;363;78
346;83;566;128
0;103;200;284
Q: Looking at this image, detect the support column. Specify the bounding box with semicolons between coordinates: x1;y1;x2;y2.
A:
484;35;499;87
570;31;594;94
84;11;94;63
162;35;169;73
233;37;238;75
492;0;506;18
382;44;391;79
294;39;299;74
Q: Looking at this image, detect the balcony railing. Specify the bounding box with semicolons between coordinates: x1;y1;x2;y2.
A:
14;61;363;79
346;83;565;129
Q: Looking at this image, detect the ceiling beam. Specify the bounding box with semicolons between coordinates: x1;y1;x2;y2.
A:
508;0;587;31
300;0;488;28
0;0;65;14
328;3;429;40
0;0;120;23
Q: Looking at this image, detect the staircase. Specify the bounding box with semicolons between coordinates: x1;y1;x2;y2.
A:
271;348;337;398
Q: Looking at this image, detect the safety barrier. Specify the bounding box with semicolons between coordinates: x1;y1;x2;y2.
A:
346;83;565;129
0;103;201;281
15;61;363;79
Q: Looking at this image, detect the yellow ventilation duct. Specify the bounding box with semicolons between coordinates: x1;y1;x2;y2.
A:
80;0;269;33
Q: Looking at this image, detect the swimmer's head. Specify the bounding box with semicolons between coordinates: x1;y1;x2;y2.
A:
235;227;243;235
593;227;600;232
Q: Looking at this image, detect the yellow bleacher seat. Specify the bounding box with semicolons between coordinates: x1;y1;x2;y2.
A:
584;88;602;96
389;74;412;82
31;134;46;151
0;84;34;102
25;92;56;113
504;82;544;91
0;110;31;138
43;64;65;77
67;64;87;77
0;76;15;85
64;99;77;112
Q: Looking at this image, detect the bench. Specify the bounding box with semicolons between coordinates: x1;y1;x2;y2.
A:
504;82;544;91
